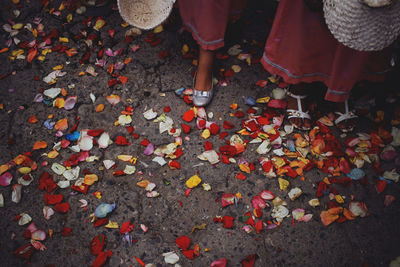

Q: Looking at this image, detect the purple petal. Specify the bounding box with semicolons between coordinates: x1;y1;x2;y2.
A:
144;143;154;156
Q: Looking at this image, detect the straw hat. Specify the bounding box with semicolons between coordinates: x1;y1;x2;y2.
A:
117;0;176;30
323;0;400;51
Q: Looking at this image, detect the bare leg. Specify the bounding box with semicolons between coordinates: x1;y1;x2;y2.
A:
195;47;214;91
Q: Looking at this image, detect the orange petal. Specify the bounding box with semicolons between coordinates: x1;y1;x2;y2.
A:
28;115;38;124
328;207;343;215
96;104;104;112
33;141;47;150
343;208;356;220
54;98;65;109
54;118;68;131
320;210;339;226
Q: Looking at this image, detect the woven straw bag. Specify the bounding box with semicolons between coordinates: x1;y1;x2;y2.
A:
323;0;400;51
117;0;176;30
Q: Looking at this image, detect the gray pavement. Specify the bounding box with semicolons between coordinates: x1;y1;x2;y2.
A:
0;1;399;266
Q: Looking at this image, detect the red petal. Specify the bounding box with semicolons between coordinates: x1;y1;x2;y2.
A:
94;218;109;227
112;170;126;176
182;109;195;122
140;139;150;146
221;155;230;164
174;148;183;159
164;106;171;113
222;216;234;228
241;254;257;267
54;202;70;213
38;172;57;193
267;99;287;109
209;123;220;135
91;250;112;267
224;69;234;78
176;235;191;251
204;141;213;151
236;173;246;180
14;244;34;260
219;131;228;139
158;50;169;59
221;193;235;207
87;129;104;137
181;123;191;134
27;48;38;63
244;212;255;226
118;76;128;84
61;227;72;236
254;220;263;233
44;193;63;205
120;222;134;234
223;120;235;129
185;188;191;197
182;249;195;260
115;136;130;146
169;160;181;169
235;110;245;118
375;179;387;194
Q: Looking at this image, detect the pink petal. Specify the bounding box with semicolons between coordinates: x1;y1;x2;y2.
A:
105;48;114;57
251;195;267;210
144;143;154;156
0;172;12;186
31;230;46;241
259;190;274;200
210;258;227;267
26;222;38;233
64;96;77;110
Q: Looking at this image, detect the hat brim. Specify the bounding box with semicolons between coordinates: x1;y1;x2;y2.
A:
117;0;174;30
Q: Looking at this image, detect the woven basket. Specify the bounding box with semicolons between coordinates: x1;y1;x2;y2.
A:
323;0;400;51
117;0;175;30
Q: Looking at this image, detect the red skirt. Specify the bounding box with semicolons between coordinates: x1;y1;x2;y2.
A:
178;0;246;51
261;0;392;102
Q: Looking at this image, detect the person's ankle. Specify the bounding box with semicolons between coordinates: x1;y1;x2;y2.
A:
194;71;212;92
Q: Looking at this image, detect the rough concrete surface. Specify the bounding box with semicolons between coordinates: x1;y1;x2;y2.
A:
0;1;399;267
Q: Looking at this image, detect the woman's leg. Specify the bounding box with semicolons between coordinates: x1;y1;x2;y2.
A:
195;48;214;92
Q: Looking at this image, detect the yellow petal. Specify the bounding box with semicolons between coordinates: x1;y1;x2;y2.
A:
137;180;150;188
256;97;270;103
117;155;133;162
182;44;189;55
13;154;26;165
54;98;65;109
0;164;9;175
18;167;31;174
105;221;119;228
239;164;250;174
278;177;289;191
12;23;24;30
52;64;63;70
201;129;210;139
153;25;163;33
84;174;98;185
47;150;59;159
231;65;241;73
59;37;69;43
186;175;202;189
94;19;106;30
335;195;344;204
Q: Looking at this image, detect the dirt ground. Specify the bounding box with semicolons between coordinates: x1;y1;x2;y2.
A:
0;1;399;266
